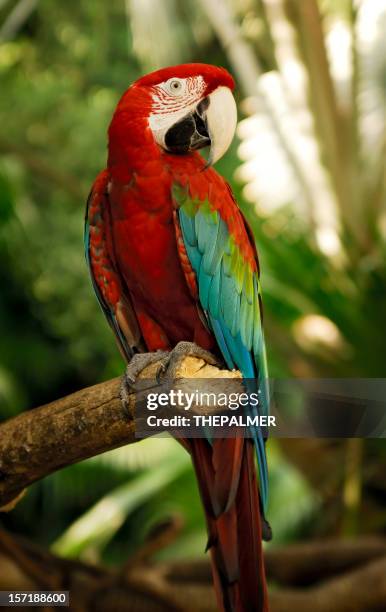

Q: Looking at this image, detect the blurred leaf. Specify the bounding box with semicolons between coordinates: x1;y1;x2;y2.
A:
52;443;190;558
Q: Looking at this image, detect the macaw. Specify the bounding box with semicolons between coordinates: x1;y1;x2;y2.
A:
85;63;270;612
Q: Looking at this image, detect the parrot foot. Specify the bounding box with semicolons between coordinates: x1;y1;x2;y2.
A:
120;344;220;412
125;351;170;386
157;341;220;380
121;351;169;409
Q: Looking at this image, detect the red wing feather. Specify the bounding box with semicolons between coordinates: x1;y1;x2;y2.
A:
86;171;145;359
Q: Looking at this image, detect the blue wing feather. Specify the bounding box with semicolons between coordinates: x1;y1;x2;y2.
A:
178;199;269;512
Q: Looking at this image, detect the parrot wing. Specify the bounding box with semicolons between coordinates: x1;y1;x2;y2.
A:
85;170;145;361
172;177;269;511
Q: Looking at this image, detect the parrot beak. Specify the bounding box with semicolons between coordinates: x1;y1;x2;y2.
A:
205;86;237;166
160;86;237;165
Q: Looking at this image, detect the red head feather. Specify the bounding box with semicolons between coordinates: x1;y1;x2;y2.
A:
134;63;235;95
108;64;235;179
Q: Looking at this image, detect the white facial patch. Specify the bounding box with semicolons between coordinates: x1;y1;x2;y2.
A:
148;76;206;147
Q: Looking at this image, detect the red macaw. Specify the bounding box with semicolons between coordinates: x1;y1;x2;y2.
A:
85;63;270;612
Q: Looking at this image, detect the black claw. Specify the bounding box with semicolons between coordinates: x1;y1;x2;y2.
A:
155;362;167;385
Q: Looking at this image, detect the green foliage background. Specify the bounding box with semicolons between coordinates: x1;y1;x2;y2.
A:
0;0;385;566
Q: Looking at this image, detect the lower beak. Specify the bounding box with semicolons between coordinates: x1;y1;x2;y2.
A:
164;103;210;155
164;86;237;166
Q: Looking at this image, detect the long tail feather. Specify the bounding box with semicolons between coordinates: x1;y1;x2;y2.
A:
189;438;269;612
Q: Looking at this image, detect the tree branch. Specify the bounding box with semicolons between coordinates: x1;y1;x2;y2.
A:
0;354;241;509
1;526;386;612
0;0;39;42
0;376;128;508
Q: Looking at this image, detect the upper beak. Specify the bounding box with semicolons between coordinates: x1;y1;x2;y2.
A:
205;86;237;166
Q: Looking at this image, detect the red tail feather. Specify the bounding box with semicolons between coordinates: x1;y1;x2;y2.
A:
189;438;269;612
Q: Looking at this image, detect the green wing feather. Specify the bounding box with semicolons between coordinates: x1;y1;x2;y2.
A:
173;182;269;510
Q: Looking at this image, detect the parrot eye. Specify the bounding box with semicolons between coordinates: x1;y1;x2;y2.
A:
164;78;185;96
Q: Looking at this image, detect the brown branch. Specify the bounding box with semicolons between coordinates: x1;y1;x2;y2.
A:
269;556;386;612
265;537;386;585
0;0;39;42
0;376;128;508
163;537;386;588
1;528;386;612
0;354;241;509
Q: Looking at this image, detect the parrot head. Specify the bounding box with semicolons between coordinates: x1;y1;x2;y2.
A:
109;63;237;167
